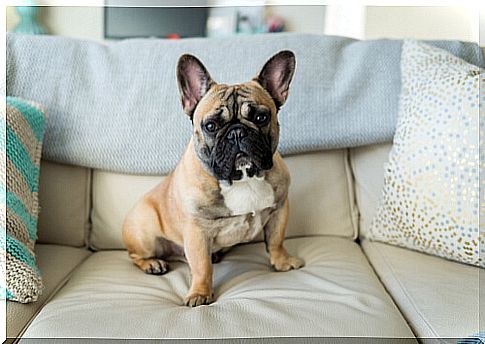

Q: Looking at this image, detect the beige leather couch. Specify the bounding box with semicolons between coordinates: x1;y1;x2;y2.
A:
7;143;481;342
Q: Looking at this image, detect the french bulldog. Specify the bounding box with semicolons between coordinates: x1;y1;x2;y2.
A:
122;50;304;307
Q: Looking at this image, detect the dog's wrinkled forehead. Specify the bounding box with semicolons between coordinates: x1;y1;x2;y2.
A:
193;81;276;124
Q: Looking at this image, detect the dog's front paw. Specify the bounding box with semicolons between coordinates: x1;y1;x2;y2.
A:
184;291;213;307
271;255;304;272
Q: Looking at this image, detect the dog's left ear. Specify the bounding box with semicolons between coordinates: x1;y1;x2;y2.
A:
177;54;215;118
254;50;296;109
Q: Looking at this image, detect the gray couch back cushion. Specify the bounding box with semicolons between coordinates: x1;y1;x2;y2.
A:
7;33;483;174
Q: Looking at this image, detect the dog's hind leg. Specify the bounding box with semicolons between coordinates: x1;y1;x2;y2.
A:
130;254;169;275
211;247;232;264
124;232;171;275
122;200;173;275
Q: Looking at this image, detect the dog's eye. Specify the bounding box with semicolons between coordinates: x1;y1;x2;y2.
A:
254;113;269;125
204;121;218;132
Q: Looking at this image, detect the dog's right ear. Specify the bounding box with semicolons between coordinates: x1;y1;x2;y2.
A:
176;54;215;118
254;50;296;110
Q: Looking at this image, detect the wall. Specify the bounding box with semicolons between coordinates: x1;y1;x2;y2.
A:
365;6;477;42
324;5;365;39
6;5;480;43
40;6;104;41
7;6;104;42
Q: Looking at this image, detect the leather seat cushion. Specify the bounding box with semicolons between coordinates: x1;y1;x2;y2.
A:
362;240;480;339
24;237;413;339
7;244;91;339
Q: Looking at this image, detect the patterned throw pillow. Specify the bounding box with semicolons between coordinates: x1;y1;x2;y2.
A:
369;40;483;267
1;96;47;302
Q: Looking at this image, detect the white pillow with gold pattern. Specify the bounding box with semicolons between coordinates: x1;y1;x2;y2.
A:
369;40;483;267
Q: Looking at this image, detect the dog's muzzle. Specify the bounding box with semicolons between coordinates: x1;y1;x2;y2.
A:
226;124;247;145
211;123;273;181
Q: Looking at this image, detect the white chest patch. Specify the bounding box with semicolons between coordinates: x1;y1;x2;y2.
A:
219;176;275;216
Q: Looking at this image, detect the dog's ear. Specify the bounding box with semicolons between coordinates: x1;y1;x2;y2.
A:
254;50;296;109
176;54;215;118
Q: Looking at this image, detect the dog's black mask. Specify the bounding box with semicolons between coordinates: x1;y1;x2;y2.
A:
203;122;273;182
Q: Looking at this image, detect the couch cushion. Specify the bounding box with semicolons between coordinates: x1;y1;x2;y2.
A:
90;149;358;250
7;244;91;339
362;240;480;339
350;143;392;239
23;237;413;339
37;160;91;247
369;40;481;267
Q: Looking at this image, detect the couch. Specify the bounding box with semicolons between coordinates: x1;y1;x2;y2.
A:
6;33;483;343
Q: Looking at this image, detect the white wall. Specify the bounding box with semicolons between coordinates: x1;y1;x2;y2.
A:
40;6;104;41
6;7;19;31
365;6;477;42
324;5;365;39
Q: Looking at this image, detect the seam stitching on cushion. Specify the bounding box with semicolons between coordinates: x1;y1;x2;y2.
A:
366;241;440;338
348;149;364;240
344;148;359;241
83;168;93;249
13;249;92;342
87;170;100;251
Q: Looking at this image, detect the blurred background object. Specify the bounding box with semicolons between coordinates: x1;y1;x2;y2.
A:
104;6;209;38
5;2;480;44
13;1;48;35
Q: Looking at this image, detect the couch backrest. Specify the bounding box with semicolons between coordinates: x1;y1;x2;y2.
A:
36;149;359;250
36;161;91;247
90;149;358;250
349;143;393;240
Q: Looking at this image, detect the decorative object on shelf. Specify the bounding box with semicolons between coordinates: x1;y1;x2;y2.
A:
14;5;47;35
265;15;285;33
235;6;266;34
206;7;238;37
207;0;285;37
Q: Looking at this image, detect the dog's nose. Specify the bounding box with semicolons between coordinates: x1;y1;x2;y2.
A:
226;126;247;144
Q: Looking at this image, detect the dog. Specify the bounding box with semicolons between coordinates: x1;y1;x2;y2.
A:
122;50;304;307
